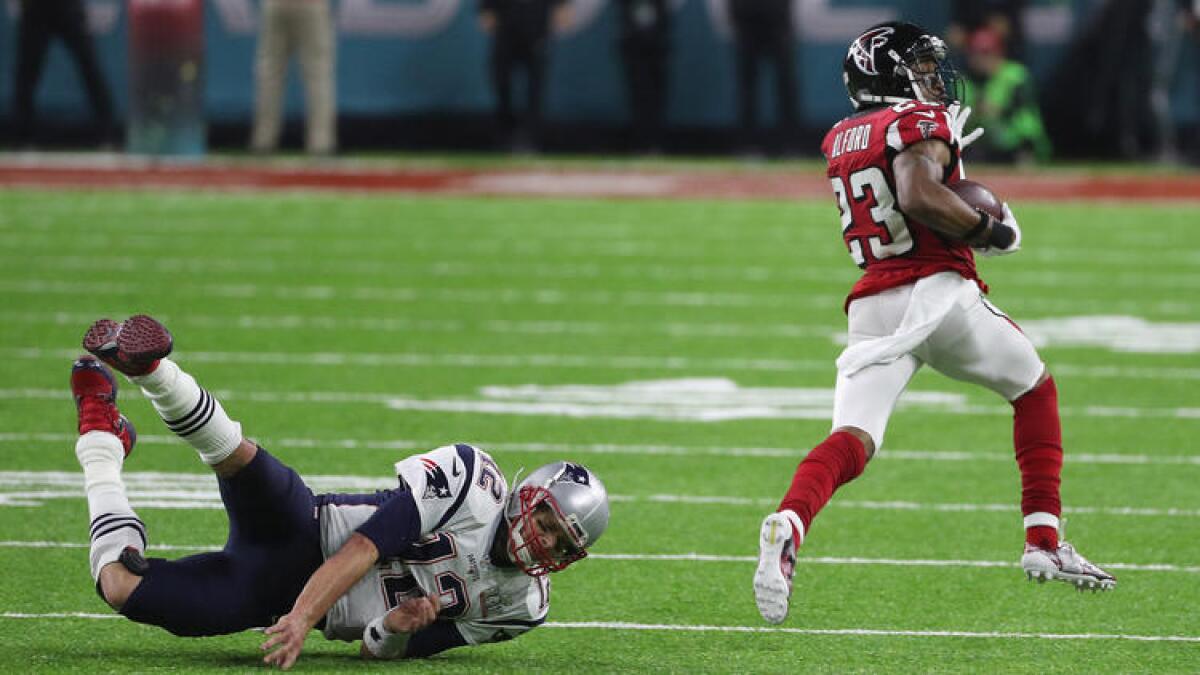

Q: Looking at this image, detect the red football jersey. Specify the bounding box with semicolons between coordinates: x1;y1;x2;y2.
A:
821;100;986;310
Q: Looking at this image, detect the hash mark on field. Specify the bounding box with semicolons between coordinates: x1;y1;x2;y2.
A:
2;433;1199;466
2;540;1196;574
0;613;1196;642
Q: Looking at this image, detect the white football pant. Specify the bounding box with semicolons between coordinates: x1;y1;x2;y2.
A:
832;272;1045;451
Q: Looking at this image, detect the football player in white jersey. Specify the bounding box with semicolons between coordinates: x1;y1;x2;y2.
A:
70;315;610;670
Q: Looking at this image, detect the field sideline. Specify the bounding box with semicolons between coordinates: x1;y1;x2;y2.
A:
0;156;1197;672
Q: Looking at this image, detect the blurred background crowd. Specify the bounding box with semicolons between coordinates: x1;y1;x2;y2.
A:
1;0;1197;163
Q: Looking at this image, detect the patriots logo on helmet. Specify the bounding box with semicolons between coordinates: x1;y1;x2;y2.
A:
917;120;939;139
849;26;894;76
421;458;453;500
558;463;591;486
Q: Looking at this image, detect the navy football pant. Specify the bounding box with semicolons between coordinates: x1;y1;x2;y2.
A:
119;448;324;636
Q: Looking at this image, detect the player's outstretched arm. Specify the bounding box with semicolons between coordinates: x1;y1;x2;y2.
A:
262;534;380;670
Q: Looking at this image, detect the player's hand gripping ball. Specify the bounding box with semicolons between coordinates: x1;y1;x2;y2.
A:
949;179;1022;256
948;179;1004;220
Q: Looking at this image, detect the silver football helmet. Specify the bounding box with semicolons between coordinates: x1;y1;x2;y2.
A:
505;461;609;576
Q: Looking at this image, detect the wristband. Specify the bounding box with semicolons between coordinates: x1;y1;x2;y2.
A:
987;221;1016;249
363;615;408;659
963;210;991;245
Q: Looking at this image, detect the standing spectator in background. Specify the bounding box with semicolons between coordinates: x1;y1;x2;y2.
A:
962;27;1051;163
479;0;571;152
12;0;115;147
947;0;1026;61
617;0;670;153
1042;0;1154;158
729;0;798;154
251;0;337;155
1180;0;1200;162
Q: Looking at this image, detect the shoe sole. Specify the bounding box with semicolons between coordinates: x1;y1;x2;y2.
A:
83;315;172;374
753;513;793;624
1024;568;1116;592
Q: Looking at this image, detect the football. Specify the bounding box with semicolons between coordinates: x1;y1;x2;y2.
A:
948;179;1004;220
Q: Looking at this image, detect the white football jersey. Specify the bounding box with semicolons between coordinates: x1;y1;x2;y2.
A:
317;444;550;646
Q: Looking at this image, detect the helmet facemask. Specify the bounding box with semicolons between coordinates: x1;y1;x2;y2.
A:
506;485;588;577
896;35;962;106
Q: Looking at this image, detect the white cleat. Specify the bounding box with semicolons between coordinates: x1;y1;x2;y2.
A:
1021;541;1116;592
753;512;800;624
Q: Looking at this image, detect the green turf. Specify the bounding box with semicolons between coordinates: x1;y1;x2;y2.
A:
0;187;1197;672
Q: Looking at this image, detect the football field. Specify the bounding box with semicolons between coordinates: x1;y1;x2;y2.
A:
1;174;1198;672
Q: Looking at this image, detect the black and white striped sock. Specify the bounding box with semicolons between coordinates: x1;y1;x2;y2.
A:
75;431;146;580
89;512;147;581
130;358;242;465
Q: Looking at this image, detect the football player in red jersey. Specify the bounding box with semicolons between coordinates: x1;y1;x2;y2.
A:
751;21;1114;624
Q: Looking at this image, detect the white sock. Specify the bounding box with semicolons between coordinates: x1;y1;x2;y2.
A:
1023;512;1061;532
76;431;146;581
779;509;806;546
131;358;242;465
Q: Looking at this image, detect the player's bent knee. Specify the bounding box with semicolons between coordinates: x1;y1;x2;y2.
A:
834;426;876;458
98;563;141;611
1033;368;1050;389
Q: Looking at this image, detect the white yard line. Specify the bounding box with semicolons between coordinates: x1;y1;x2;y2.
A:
0;310;843;341
7;309;1200;359
8;343;1200;391
0;540;1195;574
0;278;840;309
2;433;1198;466
1;612;1195;642
10;254;1200;290
9;348;836;374
0;468;1194;517
541;622;1200;643
1;612;121;620
588;554;1200;574
2;278;1199;316
8;379;1200;421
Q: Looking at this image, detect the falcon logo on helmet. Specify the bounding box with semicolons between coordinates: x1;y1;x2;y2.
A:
849;26;894;76
843;21;962;110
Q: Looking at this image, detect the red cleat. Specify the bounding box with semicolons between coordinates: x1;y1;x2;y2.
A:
71;355;136;457
82;315;173;377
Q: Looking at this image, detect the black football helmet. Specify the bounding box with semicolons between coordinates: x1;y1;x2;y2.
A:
843;21;962;110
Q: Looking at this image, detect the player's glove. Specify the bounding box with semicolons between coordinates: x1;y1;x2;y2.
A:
975;203;1022;257
947;102;985;150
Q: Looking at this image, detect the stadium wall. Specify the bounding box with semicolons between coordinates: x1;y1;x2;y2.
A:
0;0;1196;150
